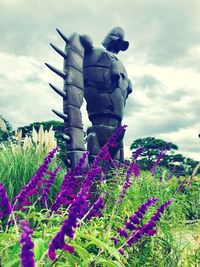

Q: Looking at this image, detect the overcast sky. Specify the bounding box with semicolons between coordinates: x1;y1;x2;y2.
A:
0;0;199;161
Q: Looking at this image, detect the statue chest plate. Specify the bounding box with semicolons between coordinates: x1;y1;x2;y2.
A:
83;48;128;92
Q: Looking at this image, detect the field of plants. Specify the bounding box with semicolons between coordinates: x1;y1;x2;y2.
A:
0;124;199;267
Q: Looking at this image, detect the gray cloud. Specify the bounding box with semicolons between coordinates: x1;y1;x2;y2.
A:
0;0;199;68
136;75;161;89
0;0;199;161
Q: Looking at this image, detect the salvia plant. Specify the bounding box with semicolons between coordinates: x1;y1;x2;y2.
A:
0;125;199;266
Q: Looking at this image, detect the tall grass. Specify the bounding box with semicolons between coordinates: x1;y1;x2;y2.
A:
0;125;62;201
0;123;199;266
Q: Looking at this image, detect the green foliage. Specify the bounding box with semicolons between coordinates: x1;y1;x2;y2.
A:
130;137;178;170
0;141;199;266
130;137;199;176
0;141;64;202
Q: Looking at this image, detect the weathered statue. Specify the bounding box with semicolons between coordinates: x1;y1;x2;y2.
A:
45;27;132;170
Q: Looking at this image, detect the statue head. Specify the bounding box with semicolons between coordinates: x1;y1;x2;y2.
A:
102;27;129;54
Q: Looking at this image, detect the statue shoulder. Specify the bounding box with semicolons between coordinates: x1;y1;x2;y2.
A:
84;47;113;67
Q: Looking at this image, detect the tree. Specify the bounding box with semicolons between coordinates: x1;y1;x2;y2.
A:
130;137;178;171
130;137;199;176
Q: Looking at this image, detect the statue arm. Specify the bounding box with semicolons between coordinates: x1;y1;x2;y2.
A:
80;34;93;54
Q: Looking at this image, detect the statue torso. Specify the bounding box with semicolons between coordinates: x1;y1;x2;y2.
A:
83;47;129;122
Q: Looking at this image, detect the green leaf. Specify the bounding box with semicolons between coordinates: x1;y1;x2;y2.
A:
97;258;119;267
34;238;45;261
76;234;126;266
72;243;91;259
4;258;20;267
63;252;76;267
112;261;126;267
10;242;20;258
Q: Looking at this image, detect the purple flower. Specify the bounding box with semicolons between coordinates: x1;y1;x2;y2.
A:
129;215;140;225
110;237;118;245
141;200;173;236
118;248;125;255
127;231;142;246
50;169;74;212
127;197;158;227
186;175;193;189
167;166;176;180
19;220;35;267
41;165;61;207
0;183;12;219
111;199;172;251
175;179;186;193
73;152;89;176
127;160;140;178
150;144;169;176
13;147;58;211
107;125;127;148
133;147;145;160
117;159;140;203
112;198;158;249
125;221;137;230
48;166;102;260
90;125;127;171
117;228;129;238
86;195;105;220
48;127;131;260
92;145;110;169
50;152;88;212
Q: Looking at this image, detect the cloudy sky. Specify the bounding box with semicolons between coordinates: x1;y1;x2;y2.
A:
0;0;199;161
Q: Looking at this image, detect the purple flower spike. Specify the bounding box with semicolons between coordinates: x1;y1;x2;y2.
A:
48;164;102;260
129;215;140;225
19;220;35;267
127;197;158;227
167;166;176;180
125;221;137;230
127;160;140;178
108;125;127;148
13;147;58;211
150;144;169;176
110;237;118;245
118;159;141;203
73;152;89;176
41;165;61;207
175;179;186;193
86;195;105;220
133;147;145;160
50;169;74;213
186;175;193;189
118;248;125;255
0;183;12;219
117;228;129;238
141;199;172;236
127;231;142;246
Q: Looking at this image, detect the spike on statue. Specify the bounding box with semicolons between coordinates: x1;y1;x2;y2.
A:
45;63;67;79
52;109;68;121
50;43;67;58
56;28;69;43
49;83;67;99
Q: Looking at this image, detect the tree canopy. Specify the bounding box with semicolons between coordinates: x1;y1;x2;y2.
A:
130;137;199;176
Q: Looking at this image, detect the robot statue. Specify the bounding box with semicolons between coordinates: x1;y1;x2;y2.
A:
45;27;132;170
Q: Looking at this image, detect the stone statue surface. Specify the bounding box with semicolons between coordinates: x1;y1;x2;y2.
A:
45;27;132;170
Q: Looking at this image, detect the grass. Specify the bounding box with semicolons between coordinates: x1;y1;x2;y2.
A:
0;132;199;266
